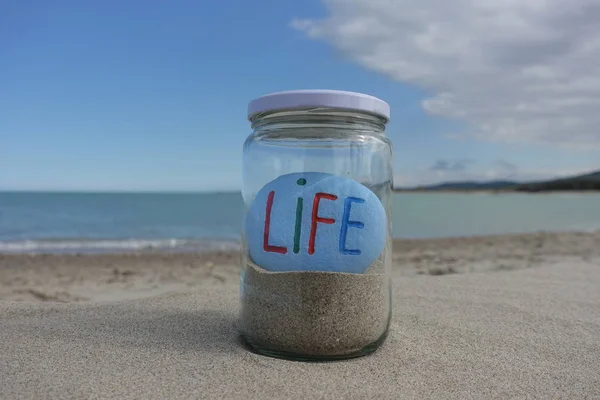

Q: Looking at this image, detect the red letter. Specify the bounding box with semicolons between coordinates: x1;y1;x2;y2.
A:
263;191;287;254
308;192;338;255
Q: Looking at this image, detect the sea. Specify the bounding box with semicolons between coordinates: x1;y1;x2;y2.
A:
1;191;599;254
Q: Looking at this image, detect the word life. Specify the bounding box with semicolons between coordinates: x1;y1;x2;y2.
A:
245;172;386;274
263;177;366;257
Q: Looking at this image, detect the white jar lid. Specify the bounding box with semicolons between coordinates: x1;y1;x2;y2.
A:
247;89;390;122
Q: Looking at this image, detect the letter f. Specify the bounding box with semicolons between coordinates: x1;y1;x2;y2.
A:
308;192;338;255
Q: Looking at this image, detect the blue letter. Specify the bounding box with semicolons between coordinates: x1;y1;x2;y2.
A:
339;197;365;255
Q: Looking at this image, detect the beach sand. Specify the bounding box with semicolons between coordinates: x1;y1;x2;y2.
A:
1;231;599;398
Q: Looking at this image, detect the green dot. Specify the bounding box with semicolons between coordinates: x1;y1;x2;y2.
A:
297;178;307;186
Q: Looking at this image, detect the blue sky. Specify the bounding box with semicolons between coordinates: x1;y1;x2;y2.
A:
2;0;599;191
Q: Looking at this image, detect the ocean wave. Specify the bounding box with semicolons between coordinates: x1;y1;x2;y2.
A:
0;238;240;254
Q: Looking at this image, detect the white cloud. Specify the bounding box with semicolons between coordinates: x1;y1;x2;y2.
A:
292;0;600;147
430;158;474;172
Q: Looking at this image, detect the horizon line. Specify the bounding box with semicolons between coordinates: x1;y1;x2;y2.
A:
0;189;243;195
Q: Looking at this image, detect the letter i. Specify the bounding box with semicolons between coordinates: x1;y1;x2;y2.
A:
293;178;307;254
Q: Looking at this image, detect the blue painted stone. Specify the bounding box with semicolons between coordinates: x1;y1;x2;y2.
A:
245;172;387;273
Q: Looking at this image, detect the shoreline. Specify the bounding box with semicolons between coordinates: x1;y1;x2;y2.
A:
1;227;599;255
2;230;599;302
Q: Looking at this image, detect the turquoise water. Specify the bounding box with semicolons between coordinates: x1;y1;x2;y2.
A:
1;191;599;253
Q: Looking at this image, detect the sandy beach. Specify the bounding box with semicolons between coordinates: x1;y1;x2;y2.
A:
1;231;600;398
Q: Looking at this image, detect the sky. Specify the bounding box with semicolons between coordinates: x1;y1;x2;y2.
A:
1;0;599;192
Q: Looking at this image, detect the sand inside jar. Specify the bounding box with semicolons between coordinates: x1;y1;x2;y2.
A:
239;258;391;358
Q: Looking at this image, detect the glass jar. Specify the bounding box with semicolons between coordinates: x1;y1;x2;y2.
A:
240;90;393;361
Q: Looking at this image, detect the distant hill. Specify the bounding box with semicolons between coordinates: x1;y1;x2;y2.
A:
515;170;600;192
395;170;600;192
415;180;518;191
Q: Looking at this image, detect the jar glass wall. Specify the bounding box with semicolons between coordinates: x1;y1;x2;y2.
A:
240;91;393;360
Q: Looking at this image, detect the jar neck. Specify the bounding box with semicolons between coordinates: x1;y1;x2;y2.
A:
250;109;387;136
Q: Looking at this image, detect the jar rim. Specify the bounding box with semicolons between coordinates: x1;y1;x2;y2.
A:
247;90;390;123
